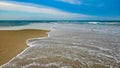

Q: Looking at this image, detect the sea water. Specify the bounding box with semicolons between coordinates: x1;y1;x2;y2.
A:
0;21;120;68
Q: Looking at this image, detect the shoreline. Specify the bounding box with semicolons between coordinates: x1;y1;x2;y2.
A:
0;29;49;66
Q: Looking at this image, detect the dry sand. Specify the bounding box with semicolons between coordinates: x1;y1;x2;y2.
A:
0;29;49;65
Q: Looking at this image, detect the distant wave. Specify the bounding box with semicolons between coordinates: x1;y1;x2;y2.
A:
88;22;98;24
88;22;120;25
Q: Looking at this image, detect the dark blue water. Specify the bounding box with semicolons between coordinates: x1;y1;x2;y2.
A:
0;20;120;27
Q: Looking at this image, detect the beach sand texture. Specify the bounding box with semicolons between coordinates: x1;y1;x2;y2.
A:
0;29;49;65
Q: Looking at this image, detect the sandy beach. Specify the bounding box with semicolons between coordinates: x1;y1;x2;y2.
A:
0;29;49;65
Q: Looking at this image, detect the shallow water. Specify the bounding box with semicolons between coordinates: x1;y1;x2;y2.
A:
1;22;120;68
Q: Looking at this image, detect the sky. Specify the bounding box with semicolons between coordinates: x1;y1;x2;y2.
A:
0;0;120;20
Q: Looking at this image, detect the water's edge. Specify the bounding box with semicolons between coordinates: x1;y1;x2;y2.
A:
0;32;50;68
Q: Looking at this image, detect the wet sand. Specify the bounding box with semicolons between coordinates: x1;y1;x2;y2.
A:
0;29;49;65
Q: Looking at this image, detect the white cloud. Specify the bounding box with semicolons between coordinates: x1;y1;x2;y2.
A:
0;1;69;15
0;1;94;20
57;0;81;5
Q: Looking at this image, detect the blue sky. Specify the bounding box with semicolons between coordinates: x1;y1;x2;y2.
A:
0;0;120;20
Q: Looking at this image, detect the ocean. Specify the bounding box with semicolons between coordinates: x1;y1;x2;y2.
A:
0;20;120;68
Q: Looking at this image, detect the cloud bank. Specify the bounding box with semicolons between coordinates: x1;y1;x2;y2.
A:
0;1;69;15
57;0;81;5
0;1;93;20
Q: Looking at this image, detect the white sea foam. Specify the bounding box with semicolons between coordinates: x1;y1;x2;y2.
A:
0;23;53;30
88;22;98;24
